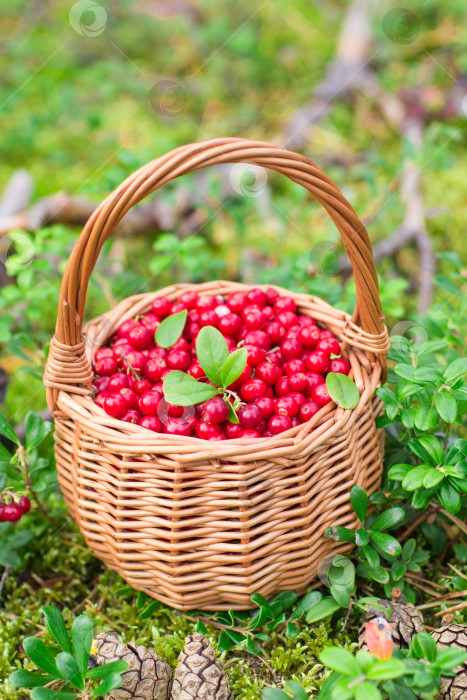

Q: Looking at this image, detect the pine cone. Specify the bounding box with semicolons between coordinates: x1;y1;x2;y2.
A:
431;617;467;700
95;632;172;700
171;633;233;700
358;588;424;650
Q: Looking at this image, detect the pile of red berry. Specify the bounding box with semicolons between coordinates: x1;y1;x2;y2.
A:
0;495;31;523
92;288;350;440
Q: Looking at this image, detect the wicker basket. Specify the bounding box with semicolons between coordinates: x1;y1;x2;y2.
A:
44;138;390;610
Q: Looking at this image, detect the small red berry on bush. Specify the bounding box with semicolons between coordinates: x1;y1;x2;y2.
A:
167;350;191;371
2;503;23;522
18;496;31;514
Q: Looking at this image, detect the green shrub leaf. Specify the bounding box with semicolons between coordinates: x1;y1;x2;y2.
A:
325;373;360;409
444;357;467;384
435;390;457;423
155;310;187;348
162;371;219;406
319;646;360;675
91;672;125;697
220;348;247;388
414;405;439;431
9;670;56;688
55;653;83;690
70;616;93;682
370;507;405;531
305;597;341;623
23;637;62;678
196;326;229;386
369;531;402;556
87;660;129;679
350;485;368;523
42;606;72;655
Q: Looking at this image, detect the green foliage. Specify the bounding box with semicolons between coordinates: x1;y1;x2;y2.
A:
9;606;128;698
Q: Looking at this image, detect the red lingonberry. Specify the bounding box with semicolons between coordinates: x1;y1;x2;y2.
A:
304;372;324;395
171;301;186;313
199;310;218;328
273;296;296;314
288;373;307;393
95;391;111;408
144;357;166;382
95;348;114;360
225;422;243;439
148;346;167;360
228;362;252;389
209;434;227;441
125;351;147;374
167;403;185;417
275;376;290;396
283;358;306;375
117;318;138;339
226;292;247;313
187;309;200;323
141;313;160;333
94;356;118;376
239;429;262;438
311;383;333;406
263;429;273;437
120;387;139;409
196;295;217;311
246;288;267;306
264;321;285;345
262;306;274;320
151;297;172;317
244;344;266;367
244;330;271;351
238;404;263;429
163;417;192;435
167;350;191;371
18;496;31;514
214;304;231;318
329;357;351;375
265;287;279;303
306;351;329;374
188;362;205;379
268;414;293;434
275;396;299;417
202;397;229;424
267;350;283;366
218;313;242;337
108;373;130;392
103;393;127;418
138;390;162;416
171;337;189;352
255;361;282;385
133;378;152;394
127;325;153;350
94;376;110;392
276;311;297;329
121;409;142;423
299;399;321;422
2;503;23;522
297;315;315;327
298;326;320;349
139;415;163;432
243;310;266;330
284;325;301;340
254;396;275;419
179;290;199;309
286;391;306;407
196;421;220;439
316;336;341;356
281;339;303;360
241;378;268;402
185;322;200;341
319;330;334;338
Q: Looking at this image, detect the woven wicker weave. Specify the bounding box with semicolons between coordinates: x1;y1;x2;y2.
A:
44;138;390;610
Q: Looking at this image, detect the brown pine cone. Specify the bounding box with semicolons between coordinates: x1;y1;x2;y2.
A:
95;632;172;700
430;617;467;700
358;588;424;650
171;633;233;700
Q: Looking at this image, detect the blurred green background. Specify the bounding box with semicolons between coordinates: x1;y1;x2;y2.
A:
1;0;467;419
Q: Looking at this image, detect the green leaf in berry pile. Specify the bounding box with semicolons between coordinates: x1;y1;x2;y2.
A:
196;326;229;387
226;402;240;424
325;373;360;409
154;309;187;348
162;370;219;406
220;347;248;388
350;484;368;523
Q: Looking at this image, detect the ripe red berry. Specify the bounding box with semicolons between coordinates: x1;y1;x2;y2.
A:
218;313;242;337
108;373;130;392
228;362;252;389
202;397;229;424
264;321;285;345
243;310;266;330
255;361;282;385
139;415;163;432
246;288;267;306
288;373;308;393
196;295;217;311
262;306;274;320
127;325;152;350
316;336;341;356
167;350;191;371
238;404;263;429
179;290;199;309
267;350;283;366
319;330;334;339
304;372;325;394
276;311;297;329
275;376;290;396
298;326;320;349
117;318;138;339
265;287;279;303
95;391;111;408
306;351;329;374
196;421;220;439
244;345;266;367
94;356;118;376
254;396;275;419
268;414;293;434
243;330;271;351
226;292;247;313
329;357;351;375
241;378;268;402
138;390;162;416
120;387;139;409
239;429;262;438
275;396;299;417
2;503;23;522
281;339;303;360
311;383;333;407
171;301;186;313
18;496;31;514
171;337;189;352
297;315;315;327
121;409;142;423
103;393;127;418
188;362;205;379
299;400;321;421
199;310;218;328
145;357;166;382
94;376;110;392
185;322;200;341
133;378;152;394
125;351;147;374
273;296;296;314
151;297;172;317
209;434;227;441
225;422;243;439
95;347;115;360
286;392;306;407
141;313;160;333
283;358;306;375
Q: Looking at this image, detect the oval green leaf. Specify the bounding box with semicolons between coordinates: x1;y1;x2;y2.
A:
435;390;457;424
162;371;219;406
220;348;247;388
196;326;229;387
155;310;187;348
325;373;360;409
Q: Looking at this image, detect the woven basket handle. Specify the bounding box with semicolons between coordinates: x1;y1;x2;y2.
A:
45;138;387;402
